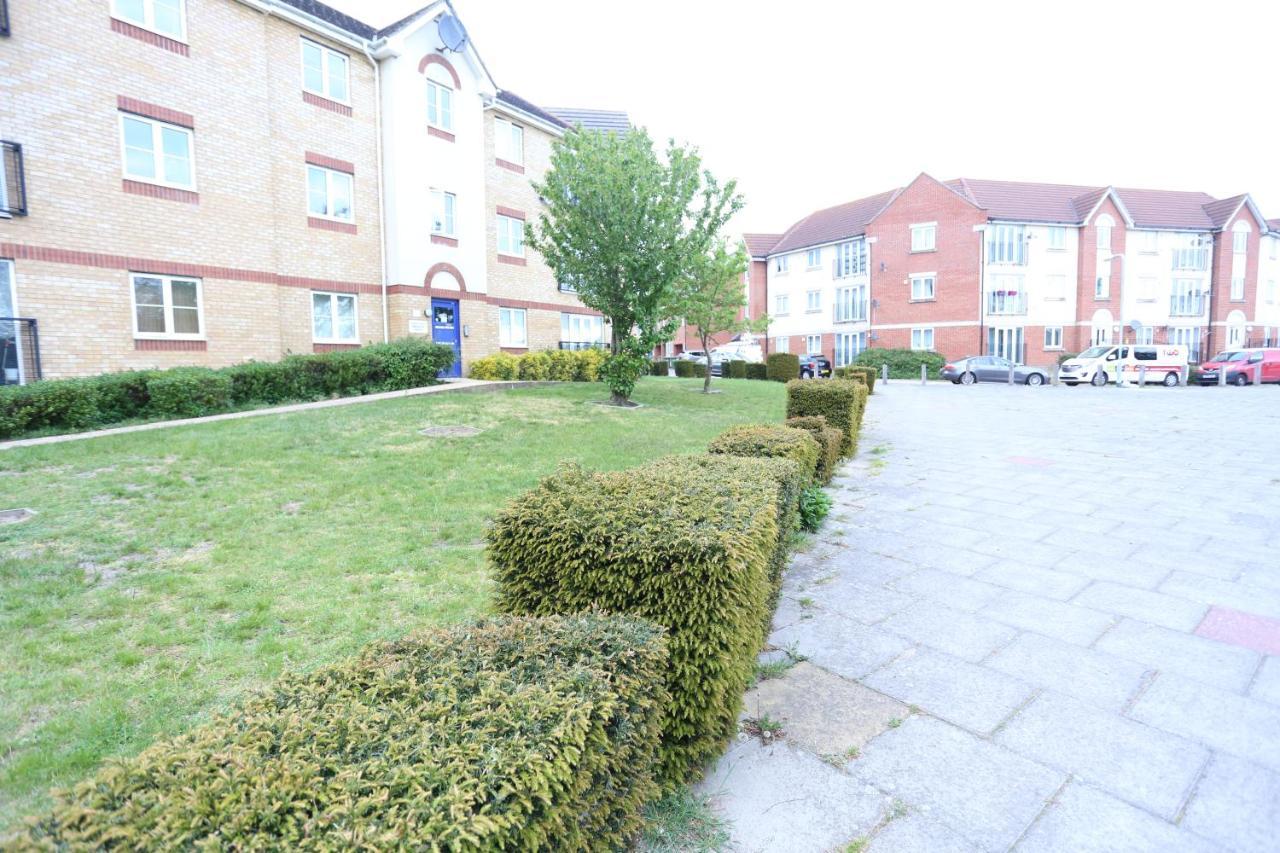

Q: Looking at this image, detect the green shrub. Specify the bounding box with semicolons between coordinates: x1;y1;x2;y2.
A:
650;358;670;376
785;415;843;484
371;338;454;389
708;423;820;484
145;368;233;419
727;359;748;379
223;359;302;405
673;359;697;378
835;365;877;394
0;378;101;438
490;461;779;785
851;347;944;380
786;379;867;456
575;347;607;382
800;486;833;532
543;349;578;382
515;350;552;381
87;370;156;423
766;352;800;382
17;614;668;851
469;352;520;380
745;362;768;380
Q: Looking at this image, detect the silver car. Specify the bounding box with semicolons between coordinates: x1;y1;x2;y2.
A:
941;355;1049;386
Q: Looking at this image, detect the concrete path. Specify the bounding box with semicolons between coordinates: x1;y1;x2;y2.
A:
700;381;1280;852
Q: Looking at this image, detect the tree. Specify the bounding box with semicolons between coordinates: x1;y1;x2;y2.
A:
671;239;768;393
530;127;742;405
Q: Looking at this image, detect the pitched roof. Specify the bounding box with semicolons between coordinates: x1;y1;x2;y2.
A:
1116;187;1219;230
943;178;1098;224
545;108;632;133
742;233;783;258
376;4;439;37
770;188;901;255
276;0;379;39
496;91;570;129
1269;219;1280;233
1203;194;1250;229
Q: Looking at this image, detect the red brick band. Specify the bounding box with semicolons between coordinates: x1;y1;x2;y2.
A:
308;217;357;234
495;159;525;175
496;205;526;220
403;287;603;317
111;18;189;56
305;152;355;174
417;54;461;88
313;343;360;353
117;96;194;129
430;235;458;247
423;262;467;292
498;255;527;266
123;180;199;204
303;91;353;117
135;339;207;351
428;126;455;143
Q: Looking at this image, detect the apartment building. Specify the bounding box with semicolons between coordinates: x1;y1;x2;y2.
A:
760;173;1280;368
0;0;627;382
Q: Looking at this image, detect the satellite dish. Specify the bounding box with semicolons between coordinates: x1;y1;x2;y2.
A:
1129;319;1143;333
437;14;468;52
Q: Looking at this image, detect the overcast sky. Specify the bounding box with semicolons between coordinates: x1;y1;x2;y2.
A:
330;0;1280;235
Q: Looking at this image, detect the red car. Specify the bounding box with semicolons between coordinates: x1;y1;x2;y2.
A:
1198;348;1280;385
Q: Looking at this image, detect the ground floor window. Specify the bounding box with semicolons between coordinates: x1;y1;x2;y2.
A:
499;306;527;347
988;327;1024;363
774;336;789;353
131;273;203;339
1169;326;1201;362
804;334;822;354
1135;326;1154;345
1043;326;1062;350
312;291;357;342
561;312;604;347
835;331;865;367
911;327;934;351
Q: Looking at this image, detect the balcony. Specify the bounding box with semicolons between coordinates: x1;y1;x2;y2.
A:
0;318;42;385
558;341;609;351
1169;294;1206;317
833;303;868;324
985;291;1027;316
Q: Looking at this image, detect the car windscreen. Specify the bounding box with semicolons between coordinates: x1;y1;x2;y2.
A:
1078;346;1110;359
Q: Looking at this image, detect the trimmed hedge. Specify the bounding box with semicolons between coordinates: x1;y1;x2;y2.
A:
727;359;748;379
468;352;520;380
17;614;669;850
490;460;781;785
708;424;820;484
835;365;877;394
0;338;454;440
785;415;843;484
745;362;768;380
851;347;944;379
468;348;607;383
786;379;867;456
766;352;800;382
673;359;697;378
650;359;671;376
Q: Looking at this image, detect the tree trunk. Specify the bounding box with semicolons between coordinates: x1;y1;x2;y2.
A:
609;319;631;405
702;332;713;393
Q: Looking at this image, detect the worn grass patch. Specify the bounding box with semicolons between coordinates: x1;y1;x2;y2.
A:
639;787;730;852
0;377;783;829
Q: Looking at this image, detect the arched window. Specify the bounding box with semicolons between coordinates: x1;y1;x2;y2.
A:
1092;308;1113;345
1095;214;1114;251
424;63;455;133
1232;220;1251;254
1227;310;1246;348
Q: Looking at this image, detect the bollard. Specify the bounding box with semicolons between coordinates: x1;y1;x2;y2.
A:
1218;367;1226;387
921;363;927;386
1007;362;1015;385
882;363;889;385
1138;365;1146;387
1051;362;1060;385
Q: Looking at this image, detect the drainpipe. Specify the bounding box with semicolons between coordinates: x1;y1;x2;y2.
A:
363;43;390;343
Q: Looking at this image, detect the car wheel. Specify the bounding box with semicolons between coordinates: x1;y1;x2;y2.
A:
960;371;976;385
1233;373;1249;387
1091;371;1108;387
1162;372;1179;387
1025;373;1044;387
800;369;811;379
1064;381;1078;386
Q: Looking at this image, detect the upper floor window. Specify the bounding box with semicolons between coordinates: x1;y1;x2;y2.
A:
774;294;789;315
495;118;524;165
1172;242;1209;271
910;223;936;252
1231;276;1245;301
774;255;789;274
1046;226;1066;250
307;164;353;222
121;113;194;190
806;248;821;268
431;190;456;236
1232;223;1250;254
834;239;867;277
910;274;936;301
312;291;358;343
805;290;821;312
497;214;524;256
426;68;454;132
301;38;349;104
112;0;185;41
987;224;1026;265
834;285;867;323
1;141;27;216
1271;238;1279;261
131;273;202;339
1095;214;1114;250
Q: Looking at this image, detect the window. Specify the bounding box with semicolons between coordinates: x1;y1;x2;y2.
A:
910;274;936;301
806;248;821;268
1;141;27;216
1096;214;1113;250
1231;276;1245;301
1135;327;1155;345
131;273;202;339
835;331;866;367
431;190;456;236
1095;275;1109;299
561;313;604;344
495;118;524;165
834;285;867;322
987;274;1026;314
1172;242;1209;271
301;38;349;103
311;291;357;342
1044;326;1063;350
805;334;822;354
307;164;353;222
1169;326;1201;362
774;255;789;274
1045;274;1066;301
1140;231;1158;254
774;336;789;353
805;290;821;312
834;239;867;277
987;224;1027;265
112;0;185;40
911;328;934;350
426;69;454;132
499;307;527;347
1233;228;1249;254
497;214;525;256
1046;227;1066;250
120;114;194;189
1138;276;1157;301
910;223;936;252
774;294;790;315
1170;279;1204;316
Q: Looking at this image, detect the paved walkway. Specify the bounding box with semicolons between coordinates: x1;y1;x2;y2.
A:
700;381;1280;852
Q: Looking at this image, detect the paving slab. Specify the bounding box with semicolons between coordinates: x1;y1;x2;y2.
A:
1162;573;1280;621
877;599;1019;662
888;568;1004;611
1194;605;1280;656
1251;656;1280;706
863;648;1035;735
979;590;1115;646
865;812;981;853
1072;581;1209;631
985;632;1151;712
808;575;917;625
769;612;913;681
1016;781;1222;853
1095;618;1261;693
1181;752;1280;853
1128;673;1280;772
974;560;1093;600
1051;552;1172;590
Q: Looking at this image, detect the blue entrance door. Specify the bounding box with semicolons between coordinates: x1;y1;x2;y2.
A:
431;298;462;377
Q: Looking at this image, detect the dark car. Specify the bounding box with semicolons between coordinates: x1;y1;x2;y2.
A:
941;355;1048;386
799;354;833;379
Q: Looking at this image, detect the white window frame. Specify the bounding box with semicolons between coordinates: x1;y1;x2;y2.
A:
561;312;605;344
1096;215;1114;250
431;190;456;237
300;37;350;105
774;293;790;316
910;222;937;253
111;0;187;42
805;334;822;355
306;164;355;223
834;285;867;323
1231;276;1245;301
1267;280;1277;305
311;291;359;344
910;327;934;351
426;72;454;132
499;306;527;347
834;239;867;277
910;273;936;301
774;336;789;353
1095;274;1109;300
495;117;524;166
805;290;821;312
1046;227;1066;251
1232;228;1249;254
835;331;866;367
129;273;204;340
497;214;525;257
1140;231;1159;254
987;224;1027;265
119;113;196;191
774;255;789;274
1043;326;1063;350
806;248;821;268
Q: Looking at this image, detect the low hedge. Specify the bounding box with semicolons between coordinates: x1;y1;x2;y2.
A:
785;415;844;484
766;352;800;382
0;338;453;440
650;359;671;376
468;352;520;380
708;424;820;484
745;362;768;380
672;359;697;378
17;614;669;850
786;379;868;456
727;359;748;379
835;365;877;394
490;461;780;785
468;348;607;383
851;347;944;379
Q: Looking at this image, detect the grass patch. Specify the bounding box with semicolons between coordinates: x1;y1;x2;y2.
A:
639;787;730;852
0;377;783;829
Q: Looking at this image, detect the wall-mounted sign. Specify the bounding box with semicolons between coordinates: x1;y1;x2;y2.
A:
408;319;428;334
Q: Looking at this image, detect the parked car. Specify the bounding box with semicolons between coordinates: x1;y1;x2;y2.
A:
710;342;764;364
675;350;708;362
798;354;833;379
1198;348;1280;385
1059;345;1186;387
941;355;1048;386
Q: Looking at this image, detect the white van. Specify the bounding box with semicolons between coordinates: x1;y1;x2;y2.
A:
1060;345;1188;387
710;342;764;364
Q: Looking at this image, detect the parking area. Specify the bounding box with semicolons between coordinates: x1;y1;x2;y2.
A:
701;381;1280;851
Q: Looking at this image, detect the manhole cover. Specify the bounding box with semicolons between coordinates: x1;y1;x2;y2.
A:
0;508;36;525
418;425;483;438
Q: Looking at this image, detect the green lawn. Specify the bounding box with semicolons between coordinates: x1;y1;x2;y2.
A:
0;377;784;829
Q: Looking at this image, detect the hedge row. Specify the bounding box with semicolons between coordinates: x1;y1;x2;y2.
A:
468;348;607;382
673;360;707;379
17;615;669;851
766;352;800;382
727;359;748;379
784;415;843;484
650;359;671;376
834;365;877;394
0;339;455;440
850;347;944;379
785;378;868;456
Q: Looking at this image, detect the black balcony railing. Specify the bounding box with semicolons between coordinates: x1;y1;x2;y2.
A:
986;291;1027;315
0;318;41;385
558;341;609;351
1169;294;1205;316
